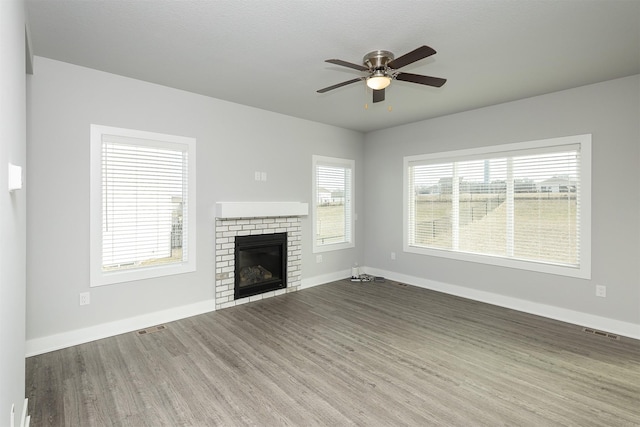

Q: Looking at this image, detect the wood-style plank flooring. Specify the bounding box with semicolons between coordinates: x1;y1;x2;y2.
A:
26;279;640;426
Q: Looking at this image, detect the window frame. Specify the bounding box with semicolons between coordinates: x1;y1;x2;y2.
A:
403;134;591;279
312;155;355;253
90;124;197;287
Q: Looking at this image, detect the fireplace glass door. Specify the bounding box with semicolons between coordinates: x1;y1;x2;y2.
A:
234;232;287;299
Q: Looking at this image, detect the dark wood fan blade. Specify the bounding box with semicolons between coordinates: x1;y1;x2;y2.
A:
317;78;363;93
325;59;369;71
395;72;446;87
373;89;385;103
387;45;436;70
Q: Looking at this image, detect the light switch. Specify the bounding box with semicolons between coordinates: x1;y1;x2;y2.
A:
8;163;22;192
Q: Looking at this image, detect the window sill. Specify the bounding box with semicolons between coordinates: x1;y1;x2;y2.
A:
404;244;590;279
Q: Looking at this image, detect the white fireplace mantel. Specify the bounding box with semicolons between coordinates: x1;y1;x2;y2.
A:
215;201;308;219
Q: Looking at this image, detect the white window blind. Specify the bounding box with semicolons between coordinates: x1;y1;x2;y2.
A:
90;125;196;287
313;156;355;252
404;135;591;278
102;136;188;269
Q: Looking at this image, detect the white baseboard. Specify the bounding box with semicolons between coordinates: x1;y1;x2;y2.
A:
363;267;640;340
27;267;638;356
25;299;216;357
301;269;351;290
26;272;346;357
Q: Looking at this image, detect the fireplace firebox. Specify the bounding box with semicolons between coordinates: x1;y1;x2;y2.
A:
234;232;287;299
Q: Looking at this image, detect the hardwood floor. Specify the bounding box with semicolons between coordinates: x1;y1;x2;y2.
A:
26;279;640;426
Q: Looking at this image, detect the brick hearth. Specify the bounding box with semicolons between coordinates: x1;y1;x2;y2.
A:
214;216;302;310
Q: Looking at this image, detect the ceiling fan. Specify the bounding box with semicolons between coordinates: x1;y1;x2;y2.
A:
317;45;446;103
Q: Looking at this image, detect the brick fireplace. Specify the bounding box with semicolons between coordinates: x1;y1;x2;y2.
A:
214;202;307;310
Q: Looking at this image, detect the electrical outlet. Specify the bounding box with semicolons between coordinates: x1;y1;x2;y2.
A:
595;285;606;298
316;254;323;263
254;171;261;181
391;252;396;260
79;292;90;306
261;171;267;181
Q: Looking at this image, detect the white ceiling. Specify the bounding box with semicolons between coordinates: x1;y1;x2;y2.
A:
25;0;640;133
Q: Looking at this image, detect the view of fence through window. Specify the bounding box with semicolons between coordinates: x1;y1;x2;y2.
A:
409;149;579;266
315;164;352;246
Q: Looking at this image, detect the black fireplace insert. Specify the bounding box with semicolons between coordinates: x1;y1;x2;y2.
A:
234;232;287;299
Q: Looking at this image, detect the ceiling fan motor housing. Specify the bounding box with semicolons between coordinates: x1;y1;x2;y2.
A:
363;50;394;71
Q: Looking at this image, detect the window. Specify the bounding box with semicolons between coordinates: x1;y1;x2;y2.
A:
90;125;196;286
404;134;591;279
312;155;355;252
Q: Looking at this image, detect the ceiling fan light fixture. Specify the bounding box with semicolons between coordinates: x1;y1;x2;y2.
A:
366;74;391;90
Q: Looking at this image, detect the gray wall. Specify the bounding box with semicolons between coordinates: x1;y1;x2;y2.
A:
363;75;640;326
26;57;364;342
25;55;639;348
0;0;27;417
